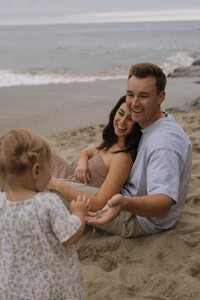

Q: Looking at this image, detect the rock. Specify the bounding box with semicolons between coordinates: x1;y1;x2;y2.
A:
192;57;200;66
168;65;200;77
167;97;200;113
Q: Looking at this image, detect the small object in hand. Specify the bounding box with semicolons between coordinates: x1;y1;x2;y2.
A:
95;208;108;219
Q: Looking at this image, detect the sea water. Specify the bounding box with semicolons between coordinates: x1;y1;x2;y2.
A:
0;20;200;87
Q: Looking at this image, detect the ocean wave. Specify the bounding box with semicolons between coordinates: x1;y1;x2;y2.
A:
161;51;200;75
0;69;127;87
0;51;199;87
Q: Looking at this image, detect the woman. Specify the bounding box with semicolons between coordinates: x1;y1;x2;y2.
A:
49;95;141;211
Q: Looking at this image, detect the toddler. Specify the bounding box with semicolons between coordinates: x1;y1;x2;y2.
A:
0;128;90;299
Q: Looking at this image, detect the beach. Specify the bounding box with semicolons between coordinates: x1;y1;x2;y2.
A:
1;76;200;137
1;73;200;298
0;16;200;299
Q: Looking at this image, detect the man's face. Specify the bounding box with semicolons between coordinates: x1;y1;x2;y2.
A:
126;75;165;129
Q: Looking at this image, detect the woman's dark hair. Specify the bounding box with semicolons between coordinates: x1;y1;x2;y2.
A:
98;95;142;160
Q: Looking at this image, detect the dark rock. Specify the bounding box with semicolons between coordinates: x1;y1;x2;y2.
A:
192;57;200;66
166;97;200;113
168;65;200;77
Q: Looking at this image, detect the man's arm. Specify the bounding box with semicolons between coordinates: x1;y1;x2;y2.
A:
85;193;173;226
120;193;173;217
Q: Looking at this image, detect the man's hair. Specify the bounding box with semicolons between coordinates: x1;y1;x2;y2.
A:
128;63;167;95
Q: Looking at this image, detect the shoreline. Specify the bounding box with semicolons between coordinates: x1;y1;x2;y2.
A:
0;77;199;137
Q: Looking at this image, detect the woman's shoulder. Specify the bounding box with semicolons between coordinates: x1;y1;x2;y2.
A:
111;151;133;165
98;147;133;171
114;150;132;157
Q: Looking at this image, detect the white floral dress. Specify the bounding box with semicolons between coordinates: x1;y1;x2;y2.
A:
0;192;85;300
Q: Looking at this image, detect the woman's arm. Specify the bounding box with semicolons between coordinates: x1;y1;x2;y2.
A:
48;152;133;211
74;145;97;184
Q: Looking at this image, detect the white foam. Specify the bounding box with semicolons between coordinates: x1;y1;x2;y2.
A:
161;51;198;75
0;50;199;87
0;69;127;87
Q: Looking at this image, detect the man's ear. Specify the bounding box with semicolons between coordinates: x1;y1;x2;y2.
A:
32;163;41;180
158;91;166;104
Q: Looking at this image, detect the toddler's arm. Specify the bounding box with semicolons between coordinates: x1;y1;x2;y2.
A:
63;195;90;245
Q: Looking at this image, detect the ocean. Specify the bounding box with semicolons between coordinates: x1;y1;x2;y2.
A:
0;20;200;87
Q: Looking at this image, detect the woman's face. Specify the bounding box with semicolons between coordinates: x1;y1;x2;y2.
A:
113;102;134;138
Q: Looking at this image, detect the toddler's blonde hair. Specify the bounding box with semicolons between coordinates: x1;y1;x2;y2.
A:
0;129;51;186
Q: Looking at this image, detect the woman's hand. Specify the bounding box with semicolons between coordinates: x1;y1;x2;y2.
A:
85;194;124;226
74;160;90;184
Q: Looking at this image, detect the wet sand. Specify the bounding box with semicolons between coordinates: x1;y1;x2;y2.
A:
0;77;199;136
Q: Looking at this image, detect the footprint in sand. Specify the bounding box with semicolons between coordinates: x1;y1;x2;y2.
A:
100;255;118;272
184;257;200;279
78;236;121;262
183;232;200;248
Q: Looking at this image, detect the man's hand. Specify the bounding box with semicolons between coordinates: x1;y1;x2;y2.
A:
85;194;124;226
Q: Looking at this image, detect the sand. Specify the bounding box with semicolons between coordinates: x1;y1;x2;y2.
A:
47;108;200;300
1;77;200;299
1;77;200;136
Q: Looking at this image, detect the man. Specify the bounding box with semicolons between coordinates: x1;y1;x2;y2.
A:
49;62;192;237
85;62;192;236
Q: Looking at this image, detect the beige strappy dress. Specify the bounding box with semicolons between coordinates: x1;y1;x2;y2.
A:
51;150;108;188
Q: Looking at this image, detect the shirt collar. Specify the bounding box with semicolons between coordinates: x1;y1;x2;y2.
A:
141;111;173;134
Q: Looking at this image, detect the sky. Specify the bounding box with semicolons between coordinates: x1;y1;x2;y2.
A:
0;0;200;25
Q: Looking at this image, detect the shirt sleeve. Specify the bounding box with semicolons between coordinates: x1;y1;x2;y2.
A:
147;149;183;203
48;194;81;243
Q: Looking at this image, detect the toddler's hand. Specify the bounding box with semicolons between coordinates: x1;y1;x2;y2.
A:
70;195;90;218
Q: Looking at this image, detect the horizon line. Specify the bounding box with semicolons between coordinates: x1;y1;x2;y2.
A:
0;18;200;27
0;9;200;26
